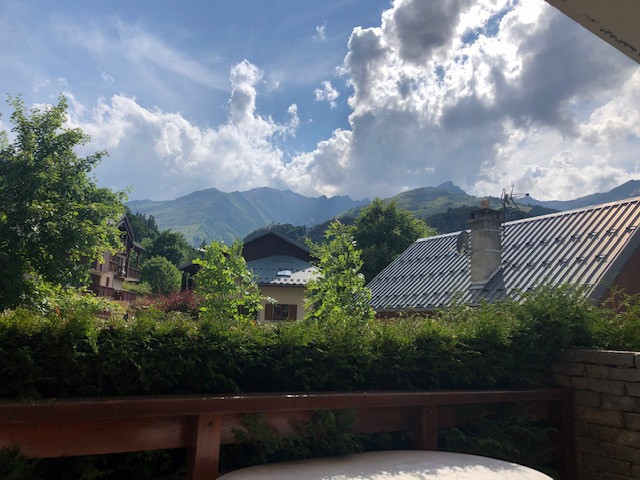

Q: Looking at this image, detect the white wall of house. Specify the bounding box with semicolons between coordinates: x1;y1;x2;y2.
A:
258;285;307;322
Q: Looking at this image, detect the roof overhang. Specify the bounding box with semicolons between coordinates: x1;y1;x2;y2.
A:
545;0;640;64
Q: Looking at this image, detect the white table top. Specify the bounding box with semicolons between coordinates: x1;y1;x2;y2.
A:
218;450;552;480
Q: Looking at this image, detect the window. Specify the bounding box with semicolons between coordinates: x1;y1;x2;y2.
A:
105;277;110;287
264;303;297;321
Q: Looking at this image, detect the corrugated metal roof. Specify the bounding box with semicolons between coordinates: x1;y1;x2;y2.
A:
247;255;318;286
369;197;640;311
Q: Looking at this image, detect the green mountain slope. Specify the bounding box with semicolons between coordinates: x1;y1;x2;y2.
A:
127;187;369;246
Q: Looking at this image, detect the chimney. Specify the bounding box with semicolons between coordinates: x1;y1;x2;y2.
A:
468;199;504;288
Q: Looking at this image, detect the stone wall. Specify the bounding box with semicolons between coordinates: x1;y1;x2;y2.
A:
553;349;640;480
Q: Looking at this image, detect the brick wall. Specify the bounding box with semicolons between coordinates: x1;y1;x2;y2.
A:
553;349;640;480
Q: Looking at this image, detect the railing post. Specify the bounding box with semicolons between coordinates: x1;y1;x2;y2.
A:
414;405;438;450
188;414;222;480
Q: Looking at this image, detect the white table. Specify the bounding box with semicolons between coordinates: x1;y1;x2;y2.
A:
218;450;552;479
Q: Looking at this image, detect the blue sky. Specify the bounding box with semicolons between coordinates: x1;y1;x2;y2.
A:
2;0;639;202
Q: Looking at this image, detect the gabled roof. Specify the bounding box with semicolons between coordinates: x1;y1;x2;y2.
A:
369;197;640;312
242;229;312;263
247;255;317;287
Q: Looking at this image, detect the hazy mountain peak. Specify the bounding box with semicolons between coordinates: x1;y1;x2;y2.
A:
436;181;467;195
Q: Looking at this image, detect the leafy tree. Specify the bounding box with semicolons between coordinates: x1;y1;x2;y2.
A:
305;221;374;324
140;256;182;295
194;241;261;322
352;198;434;282
0;96;124;309
147;230;196;267
125;207;159;242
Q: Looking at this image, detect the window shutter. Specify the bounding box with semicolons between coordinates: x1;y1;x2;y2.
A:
289;304;297;320
265;303;273;320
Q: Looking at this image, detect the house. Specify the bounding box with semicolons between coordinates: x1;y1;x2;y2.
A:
89;216;144;302
180;229;318;321
369;197;640;315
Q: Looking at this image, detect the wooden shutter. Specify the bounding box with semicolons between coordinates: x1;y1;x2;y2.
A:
289;305;297;320
265;303;273;320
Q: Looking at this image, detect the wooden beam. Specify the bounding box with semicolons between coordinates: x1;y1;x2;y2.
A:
188;414;222;480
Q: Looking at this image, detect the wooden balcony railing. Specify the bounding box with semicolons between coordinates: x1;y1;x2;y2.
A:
127;267;140;280
96;285;115;298
0;389;575;480
113;290;137;302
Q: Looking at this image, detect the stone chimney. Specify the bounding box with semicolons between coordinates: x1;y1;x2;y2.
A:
468;199;504;288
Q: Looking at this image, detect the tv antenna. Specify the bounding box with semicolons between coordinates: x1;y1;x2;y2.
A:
500;185;530;212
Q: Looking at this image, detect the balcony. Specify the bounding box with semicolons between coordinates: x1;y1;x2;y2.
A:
127;267;140;280
108;260;119;272
113;290;137;302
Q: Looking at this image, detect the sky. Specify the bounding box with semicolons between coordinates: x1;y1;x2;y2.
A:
2;0;639;202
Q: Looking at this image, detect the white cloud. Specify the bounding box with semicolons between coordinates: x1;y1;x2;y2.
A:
65;60;298;200
314;81;340;108
277;0;640;200
314;23;327;41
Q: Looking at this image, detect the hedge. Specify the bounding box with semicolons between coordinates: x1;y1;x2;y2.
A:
0;287;610;400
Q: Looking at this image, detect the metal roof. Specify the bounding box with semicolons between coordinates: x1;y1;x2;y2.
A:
369;197;640;311
247;255;318;287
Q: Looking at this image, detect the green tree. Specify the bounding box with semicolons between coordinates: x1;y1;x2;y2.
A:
0;96;124;309
305;221;374;324
147;230;196;267
194;241;261;322
352;198;434;282
140;256;182;295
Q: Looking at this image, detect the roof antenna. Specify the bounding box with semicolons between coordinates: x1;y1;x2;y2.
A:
500;185;530;212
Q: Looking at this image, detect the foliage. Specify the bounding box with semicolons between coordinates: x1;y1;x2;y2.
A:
226;410;363;469
146;230;197;267
124;207;159;243
0;95;125;309
352;198;435;282
194;241;261;323
133;290;203;317
140;256;182;296
121;281;152;297
439;404;556;477
305;221;375;324
18;279;123;318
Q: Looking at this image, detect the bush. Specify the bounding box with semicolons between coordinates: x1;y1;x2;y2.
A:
0;286;616;399
140;256;181;296
133;290;203;317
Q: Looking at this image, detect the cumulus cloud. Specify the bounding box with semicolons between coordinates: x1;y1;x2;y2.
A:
66;60;298;200
314;81;340;108
278;0;640;200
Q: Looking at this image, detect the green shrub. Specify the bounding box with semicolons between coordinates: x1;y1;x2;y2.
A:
140;256;181;296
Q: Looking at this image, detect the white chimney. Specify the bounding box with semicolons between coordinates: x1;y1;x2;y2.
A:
468;199;504;288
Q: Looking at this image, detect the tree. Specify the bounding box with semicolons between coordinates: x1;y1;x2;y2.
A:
305;221;374;324
0;96;124;309
140;256;182;295
352;199;434;282
147;230;196;267
194;241;261;322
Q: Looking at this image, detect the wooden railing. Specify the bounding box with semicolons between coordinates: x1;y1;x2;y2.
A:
96;285;115;298
0;389;575;480
113;290;137;302
127;266;140;280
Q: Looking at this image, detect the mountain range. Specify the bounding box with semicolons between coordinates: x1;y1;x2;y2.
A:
127;180;640;246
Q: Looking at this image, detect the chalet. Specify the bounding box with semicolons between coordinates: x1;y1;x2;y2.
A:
369;197;640;315
89;216;144;302
180;229;318;321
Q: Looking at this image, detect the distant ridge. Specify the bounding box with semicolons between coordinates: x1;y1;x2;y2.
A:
127;180;640;246
523;180;640;211
127;187;369;246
